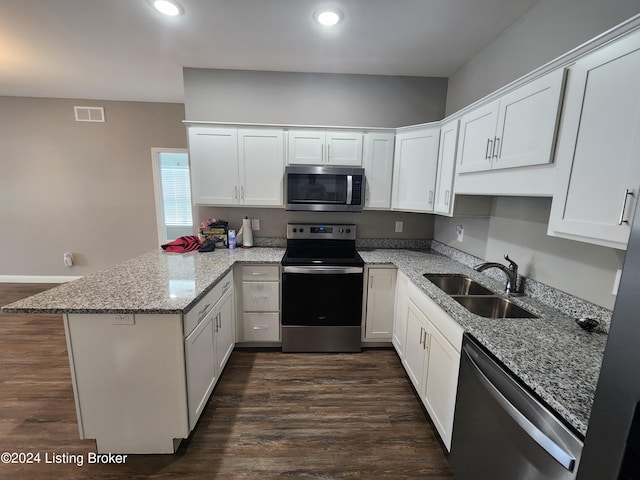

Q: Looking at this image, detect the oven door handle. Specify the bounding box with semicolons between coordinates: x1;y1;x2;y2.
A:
282;266;363;274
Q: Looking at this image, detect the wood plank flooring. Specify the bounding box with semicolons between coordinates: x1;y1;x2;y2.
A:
0;284;454;479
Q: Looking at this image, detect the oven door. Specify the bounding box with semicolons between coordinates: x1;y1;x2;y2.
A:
281;265;364;352
281;266;363;326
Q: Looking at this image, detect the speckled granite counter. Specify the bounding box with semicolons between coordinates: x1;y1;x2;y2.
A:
2;246;606;438
360;248;607;438
1;247;285;314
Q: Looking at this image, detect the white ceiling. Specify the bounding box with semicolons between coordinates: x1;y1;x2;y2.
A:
0;0;541;103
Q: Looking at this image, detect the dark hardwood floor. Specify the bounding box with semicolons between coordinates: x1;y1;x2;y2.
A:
0;284;454;479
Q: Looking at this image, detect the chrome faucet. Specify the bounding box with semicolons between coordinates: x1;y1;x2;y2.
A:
475;254;522;295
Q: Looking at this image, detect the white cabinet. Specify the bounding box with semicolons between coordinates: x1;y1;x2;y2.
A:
288;129;363;166
237;129;286;206
457;68;565;174
188;127;239;205
188;126;285;206
363;266;397;341
184;308;217;431
391;126;440;212
548;30;640;250
394;278;464;451
434;120;459;216
392;271;409;359
363;132;395;210
184;271;235;430
239;265;280;342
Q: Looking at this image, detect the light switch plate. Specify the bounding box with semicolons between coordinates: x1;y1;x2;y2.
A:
395;221;403;233
251;218;260;231
456;225;464;242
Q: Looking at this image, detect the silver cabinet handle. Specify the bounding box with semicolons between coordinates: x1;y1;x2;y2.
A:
419;327;424;345
233;186;238;200
493;137;501;158
240;186;245;201
198;304;211;318
428;190;434;204
321;144;324;163
444;190;450;206
464;345;576;471
222;281;231;293
327;144;331;163
485;138;493;159
618;189;634;225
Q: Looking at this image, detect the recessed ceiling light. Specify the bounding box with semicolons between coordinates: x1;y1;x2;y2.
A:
315;9;341;27
151;0;183;16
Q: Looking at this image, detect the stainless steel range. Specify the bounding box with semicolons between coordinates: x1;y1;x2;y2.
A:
281;223;364;353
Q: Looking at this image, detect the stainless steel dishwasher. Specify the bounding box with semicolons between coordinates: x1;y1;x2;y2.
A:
449;334;584;480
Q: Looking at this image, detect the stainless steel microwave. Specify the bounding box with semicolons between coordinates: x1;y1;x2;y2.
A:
285;166;365;212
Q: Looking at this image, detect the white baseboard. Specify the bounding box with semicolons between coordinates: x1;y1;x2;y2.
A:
0;275;83;284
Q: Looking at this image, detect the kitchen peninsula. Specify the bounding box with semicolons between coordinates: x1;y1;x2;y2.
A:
2;245;607;454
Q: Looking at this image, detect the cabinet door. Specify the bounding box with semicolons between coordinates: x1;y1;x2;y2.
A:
391;127;440;212
493;68;565;171
423;324;461;451
326;131;363;166
214;288;235;375
287;130;325;165
364;268;397;340
549;30;640;250
188;127;239;205
238;129;285;206
456;101;498;174
363;132;395;210
434;120;459;216
402;299;428;394
392;272;409;358
184;310;216;431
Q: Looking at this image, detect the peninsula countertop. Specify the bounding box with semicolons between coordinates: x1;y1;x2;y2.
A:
2;246;606;437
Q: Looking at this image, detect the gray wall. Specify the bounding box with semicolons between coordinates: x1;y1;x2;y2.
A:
184;69;448;128
436;0;640;310
0;97;186;277
446;0;640;114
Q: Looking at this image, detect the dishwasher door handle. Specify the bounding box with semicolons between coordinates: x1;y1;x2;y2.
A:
464;347;576;471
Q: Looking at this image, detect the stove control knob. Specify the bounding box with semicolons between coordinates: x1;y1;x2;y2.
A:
346;228;351;234
339;228;344;234
299;228;304;233
292;228;297;233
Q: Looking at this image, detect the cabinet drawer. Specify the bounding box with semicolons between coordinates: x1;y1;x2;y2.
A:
242;282;279;312
184;270;233;337
242;265;280;282
243;313;280;341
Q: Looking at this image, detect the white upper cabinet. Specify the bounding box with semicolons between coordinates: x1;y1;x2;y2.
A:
189;127;239;205
391;126;440;213
457;68;565;174
363;132;395;210
548;30;640;250
288;129;363;166
434;120;459;216
237;129;285;206
188;126;285;207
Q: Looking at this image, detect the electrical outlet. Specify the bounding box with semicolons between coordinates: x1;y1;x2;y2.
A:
251;218;260;231
456;225;464;242
395;221;403;233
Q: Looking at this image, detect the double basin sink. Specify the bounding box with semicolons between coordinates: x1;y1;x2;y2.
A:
424;273;538;319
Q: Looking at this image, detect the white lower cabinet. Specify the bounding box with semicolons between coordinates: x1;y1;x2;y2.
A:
238;265;280;342
184;272;235;431
394;277;464;451
363;266;397;341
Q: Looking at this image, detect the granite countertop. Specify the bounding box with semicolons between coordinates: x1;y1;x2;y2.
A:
1;248;285;315
2;246;606;437
360;248;607;438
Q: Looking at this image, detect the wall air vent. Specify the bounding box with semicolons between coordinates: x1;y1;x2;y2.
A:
74;106;105;122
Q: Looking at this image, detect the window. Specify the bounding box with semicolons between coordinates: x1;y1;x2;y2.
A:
151;149;193;244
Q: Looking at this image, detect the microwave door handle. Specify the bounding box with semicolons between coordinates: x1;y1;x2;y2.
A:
346;175;353;205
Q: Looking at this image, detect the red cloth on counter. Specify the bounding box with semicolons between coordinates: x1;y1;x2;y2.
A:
161;235;202;253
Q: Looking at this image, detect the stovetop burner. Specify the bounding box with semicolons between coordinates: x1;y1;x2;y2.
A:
281;223;363;267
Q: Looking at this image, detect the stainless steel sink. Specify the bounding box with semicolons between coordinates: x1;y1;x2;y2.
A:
424;274;495;296
451;295;538;319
